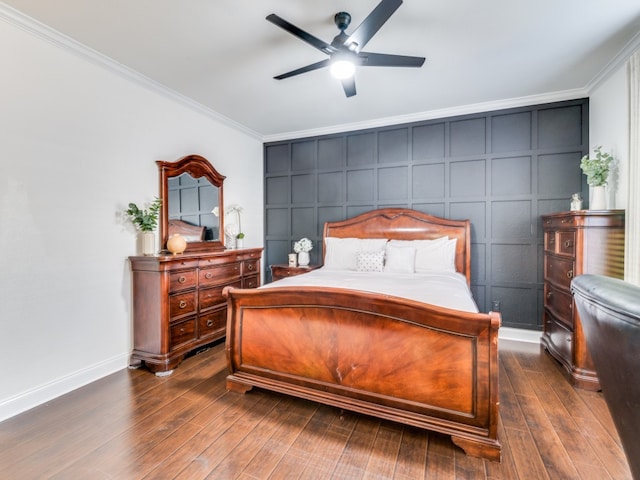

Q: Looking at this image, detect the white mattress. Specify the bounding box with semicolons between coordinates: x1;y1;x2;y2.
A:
263;267;478;313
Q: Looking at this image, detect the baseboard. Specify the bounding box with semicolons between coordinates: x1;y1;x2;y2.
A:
499;327;542;344
1;329;538;422
0;354;129;422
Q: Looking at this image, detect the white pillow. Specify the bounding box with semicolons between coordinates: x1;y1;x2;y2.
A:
388;237;457;273
356;251;385;272
415;238;457;273
384;244;416;273
324;237;388;270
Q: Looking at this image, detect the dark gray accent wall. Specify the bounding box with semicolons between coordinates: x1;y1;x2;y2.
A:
264;99;589;330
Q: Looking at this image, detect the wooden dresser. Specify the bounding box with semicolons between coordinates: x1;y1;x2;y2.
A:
541;210;624;390
129;247;262;375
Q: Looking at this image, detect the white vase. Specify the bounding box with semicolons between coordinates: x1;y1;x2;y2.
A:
236;238;244;249
298;251;310;266
590;185;607;210
141;231;155;256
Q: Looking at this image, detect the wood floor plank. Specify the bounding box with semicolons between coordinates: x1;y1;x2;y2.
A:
239;396;319;479
503;425;550;480
362;422;403;479
516;392;581;479
485;421;519;480
0;338;633;480
266;403;341;479
330;416;381;480
393;426;428;479
526;370;611;473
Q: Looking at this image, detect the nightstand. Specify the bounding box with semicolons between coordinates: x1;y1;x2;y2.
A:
270;264;321;282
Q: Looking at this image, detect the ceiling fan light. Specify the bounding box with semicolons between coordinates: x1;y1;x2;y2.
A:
330;59;355;79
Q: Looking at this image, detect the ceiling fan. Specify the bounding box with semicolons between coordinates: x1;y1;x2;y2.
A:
267;0;425;97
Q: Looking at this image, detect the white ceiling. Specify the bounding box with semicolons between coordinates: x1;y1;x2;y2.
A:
3;0;640;140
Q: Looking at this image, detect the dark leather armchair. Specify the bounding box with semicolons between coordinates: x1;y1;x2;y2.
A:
572;274;640;480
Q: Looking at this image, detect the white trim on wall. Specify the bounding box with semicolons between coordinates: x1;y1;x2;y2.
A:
263;88;590;142
0;354;128;422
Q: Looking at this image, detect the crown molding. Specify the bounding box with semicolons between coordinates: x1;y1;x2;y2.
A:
0;3;262;140
587;29;640;92
262;88;589;142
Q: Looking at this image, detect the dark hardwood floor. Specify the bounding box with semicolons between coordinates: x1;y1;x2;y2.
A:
0;339;631;479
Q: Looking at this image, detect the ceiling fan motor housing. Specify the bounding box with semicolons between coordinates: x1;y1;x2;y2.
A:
334;12;352;31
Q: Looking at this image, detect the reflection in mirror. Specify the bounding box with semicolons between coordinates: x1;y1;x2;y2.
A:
157;154;225;253
168;173;219;241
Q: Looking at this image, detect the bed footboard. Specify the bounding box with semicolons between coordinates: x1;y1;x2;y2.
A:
224;286;501;462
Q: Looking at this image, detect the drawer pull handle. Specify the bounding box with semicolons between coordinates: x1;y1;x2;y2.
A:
566;270;573;279
247;264;254;271
179;300;187;309
564;240;572;248
178;276;186;284
180;327;185;333
207;319;214;327
546;291;553;299
205;272;213;279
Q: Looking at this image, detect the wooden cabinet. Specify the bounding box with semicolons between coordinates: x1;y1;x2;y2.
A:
541;211;624;390
129;248;262;375
270;264;321;282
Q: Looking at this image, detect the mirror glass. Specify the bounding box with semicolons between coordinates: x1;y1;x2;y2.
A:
158;154;225;252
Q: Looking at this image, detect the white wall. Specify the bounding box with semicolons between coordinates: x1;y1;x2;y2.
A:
0;16;263;420
589;65;629;210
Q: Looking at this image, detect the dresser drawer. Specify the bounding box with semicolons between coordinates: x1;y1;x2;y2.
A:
199;263;241;287
544;284;573;327
199;308;226;338
543;215;576;229
243;259;260;276
545;256;575;289
169;318;197;350
169;269;197;292
169;291;197;319
243;274;260;289
544;231;556;252
199;280;242;310
557;231;576;256
165;259;199;271
543;311;572;364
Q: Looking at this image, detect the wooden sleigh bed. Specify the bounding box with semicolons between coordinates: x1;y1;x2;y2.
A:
224;208;501;461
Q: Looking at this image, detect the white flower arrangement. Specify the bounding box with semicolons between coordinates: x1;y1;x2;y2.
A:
293;237;313;253
225;204;244;239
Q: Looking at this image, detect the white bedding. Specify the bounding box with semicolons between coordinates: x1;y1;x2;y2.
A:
263;267;478;313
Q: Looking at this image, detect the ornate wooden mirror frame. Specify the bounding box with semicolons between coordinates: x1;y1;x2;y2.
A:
157;154;226;253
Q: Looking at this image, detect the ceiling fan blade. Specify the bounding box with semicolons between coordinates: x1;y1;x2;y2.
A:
358;52;425;68
341;77;357;97
274;59;331;80
345;0;402;52
266;14;336;55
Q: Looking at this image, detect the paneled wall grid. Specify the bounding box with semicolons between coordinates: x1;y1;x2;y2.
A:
264;99;589;330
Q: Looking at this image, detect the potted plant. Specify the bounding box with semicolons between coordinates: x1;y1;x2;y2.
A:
225;204;244;248
125;197;162;255
580;146;614;210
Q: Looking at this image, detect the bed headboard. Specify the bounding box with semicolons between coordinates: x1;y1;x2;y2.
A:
323;208;471;285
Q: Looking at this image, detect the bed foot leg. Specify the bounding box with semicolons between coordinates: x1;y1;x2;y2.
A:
451;436;502;463
226;376;253;394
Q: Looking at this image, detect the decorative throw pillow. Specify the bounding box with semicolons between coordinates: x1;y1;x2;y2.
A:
324;237;388;270
384;244;416;273
356;251;385;272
